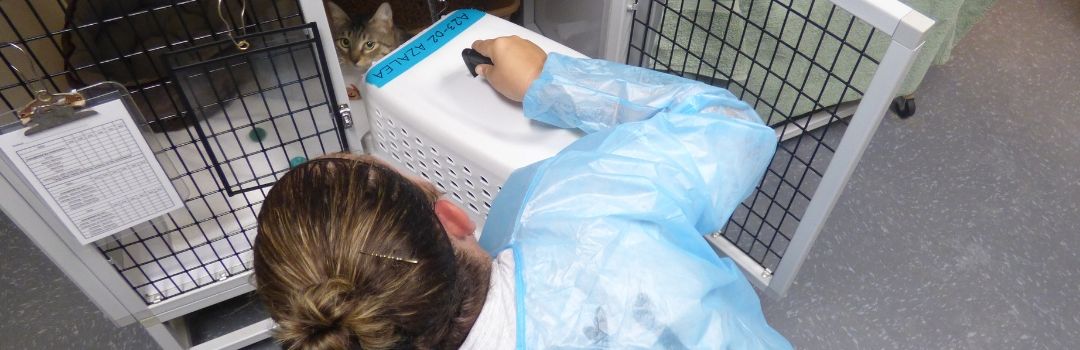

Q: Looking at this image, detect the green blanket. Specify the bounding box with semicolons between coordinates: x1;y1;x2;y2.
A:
651;0;996;124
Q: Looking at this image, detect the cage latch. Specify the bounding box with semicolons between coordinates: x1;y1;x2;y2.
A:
338;104;354;128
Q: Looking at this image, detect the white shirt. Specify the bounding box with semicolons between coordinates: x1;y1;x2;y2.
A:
459;250;517;349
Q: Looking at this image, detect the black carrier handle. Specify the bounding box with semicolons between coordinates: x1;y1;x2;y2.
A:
462;48;494;77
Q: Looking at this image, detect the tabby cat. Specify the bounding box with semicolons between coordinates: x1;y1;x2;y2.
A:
326;2;407;73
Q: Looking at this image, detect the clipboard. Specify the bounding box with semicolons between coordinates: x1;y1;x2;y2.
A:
0;82;186;245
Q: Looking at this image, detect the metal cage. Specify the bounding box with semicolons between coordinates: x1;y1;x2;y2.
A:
617;0;932;296
2;2;346;305
0;0;358;348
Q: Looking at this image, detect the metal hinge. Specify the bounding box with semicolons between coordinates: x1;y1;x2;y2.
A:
338;104;354;128
144;292;162;304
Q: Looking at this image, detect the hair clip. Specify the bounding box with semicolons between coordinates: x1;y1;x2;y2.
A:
358;250;418;264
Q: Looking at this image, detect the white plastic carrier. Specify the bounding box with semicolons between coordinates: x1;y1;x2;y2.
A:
362;11;586;229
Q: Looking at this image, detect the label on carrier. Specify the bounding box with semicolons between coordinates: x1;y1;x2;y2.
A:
366;9;485;87
0;99;183;245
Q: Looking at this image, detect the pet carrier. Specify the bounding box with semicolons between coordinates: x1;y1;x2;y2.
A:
363;10;587;228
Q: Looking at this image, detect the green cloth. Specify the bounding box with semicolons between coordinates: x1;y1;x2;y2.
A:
652;0;996;124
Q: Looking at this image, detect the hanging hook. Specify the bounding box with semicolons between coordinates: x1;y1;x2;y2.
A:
4;43;50;101
218;0;250;50
4;43;88;125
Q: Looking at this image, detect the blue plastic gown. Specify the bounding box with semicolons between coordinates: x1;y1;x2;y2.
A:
479;53;791;349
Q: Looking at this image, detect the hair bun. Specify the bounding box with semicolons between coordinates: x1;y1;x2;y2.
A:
276;278;359;349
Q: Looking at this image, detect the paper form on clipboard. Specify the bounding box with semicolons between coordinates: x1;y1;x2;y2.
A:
0;99;182;245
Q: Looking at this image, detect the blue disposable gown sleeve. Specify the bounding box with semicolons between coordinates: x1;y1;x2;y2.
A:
522;53;778;233
483;53;790;349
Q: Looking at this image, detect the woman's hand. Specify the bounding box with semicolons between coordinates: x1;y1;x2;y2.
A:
471;36;547;102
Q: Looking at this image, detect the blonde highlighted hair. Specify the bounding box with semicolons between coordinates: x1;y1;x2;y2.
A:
253;156;489;349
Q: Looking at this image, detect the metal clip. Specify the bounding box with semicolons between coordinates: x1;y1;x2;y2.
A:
338;104;354;128
17;90;86;122
761;268;773;279
16;91;51;121
20;92;98;136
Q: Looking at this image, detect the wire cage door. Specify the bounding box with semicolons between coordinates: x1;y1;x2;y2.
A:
108;28;349;307
625;0;930;296
90;21;350;305
167;23;349;196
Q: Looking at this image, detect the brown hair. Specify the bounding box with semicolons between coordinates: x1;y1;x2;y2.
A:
253;156;489;349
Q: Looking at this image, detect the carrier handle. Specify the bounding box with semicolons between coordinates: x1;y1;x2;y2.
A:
462;48;494;77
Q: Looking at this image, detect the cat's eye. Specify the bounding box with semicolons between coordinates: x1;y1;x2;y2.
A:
336;38;350;48
364;41;376;50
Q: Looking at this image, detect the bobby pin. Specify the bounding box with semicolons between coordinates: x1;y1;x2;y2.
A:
359;250;418;264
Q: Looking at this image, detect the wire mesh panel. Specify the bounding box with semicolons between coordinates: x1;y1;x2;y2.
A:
167;23;347;196
0;0;352;304
627;0;887;272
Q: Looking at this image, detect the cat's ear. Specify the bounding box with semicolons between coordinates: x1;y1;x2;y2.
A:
324;1;350;35
368;2;394;31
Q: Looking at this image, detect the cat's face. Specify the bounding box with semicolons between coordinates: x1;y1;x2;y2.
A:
326;2;404;72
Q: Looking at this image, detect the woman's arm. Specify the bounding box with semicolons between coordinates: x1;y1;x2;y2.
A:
472;36;765;133
524;52;766;134
473;36;777;234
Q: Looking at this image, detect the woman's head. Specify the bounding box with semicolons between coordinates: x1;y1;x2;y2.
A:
253;154;490;349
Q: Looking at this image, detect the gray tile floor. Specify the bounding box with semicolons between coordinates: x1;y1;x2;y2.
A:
760;0;1080;349
1;0;1077;348
0;212;159;349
